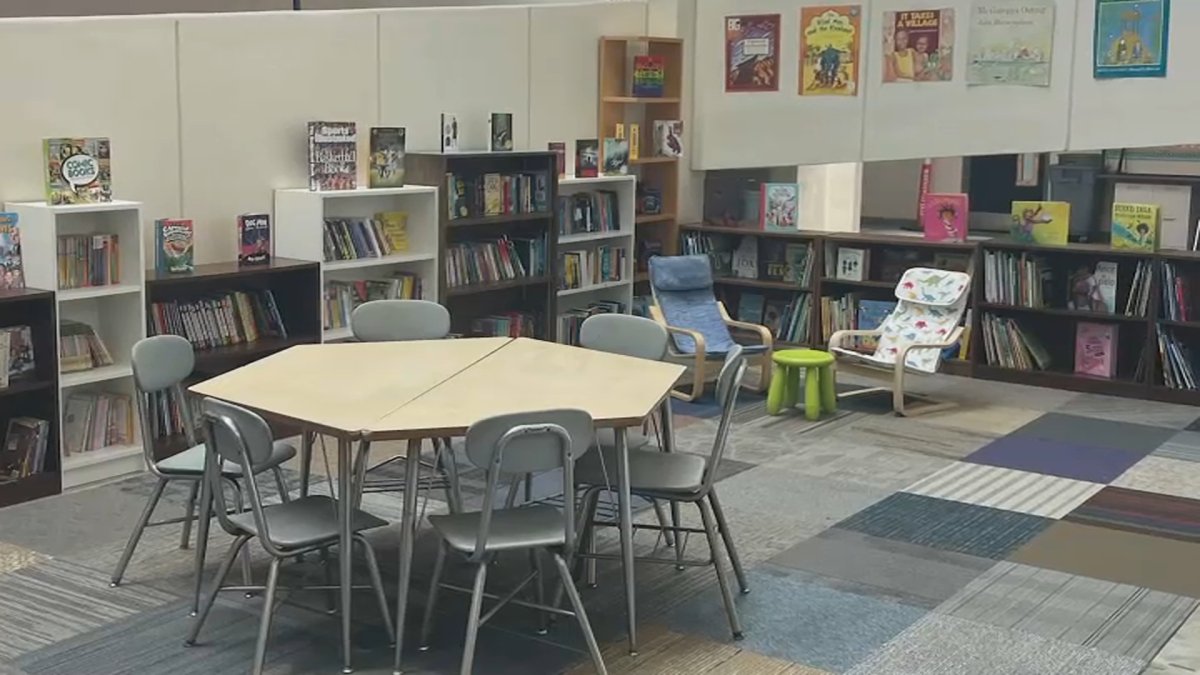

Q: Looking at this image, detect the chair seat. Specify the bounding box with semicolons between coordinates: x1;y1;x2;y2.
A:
595;427;652;451
575;447;708;494
226;495;388;550
774;348;834;368
430;505;565;553
156;440;297;476
670;343;768;360
831;346;938;375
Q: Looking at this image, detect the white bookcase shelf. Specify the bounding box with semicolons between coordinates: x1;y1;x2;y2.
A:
7;199;148;489
273;186;440;343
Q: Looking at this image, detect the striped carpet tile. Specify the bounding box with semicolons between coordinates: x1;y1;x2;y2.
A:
1154;431;1200;463
1064;486;1200;542
903;462;1103;519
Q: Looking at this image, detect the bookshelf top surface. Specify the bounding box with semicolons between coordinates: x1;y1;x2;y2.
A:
275;185;436;198
146;257;317;285
681;222;820;240
560;174;636;187
826;230;979;250
6;199;142;214
408;150;555;161
0;286;54;304
981;239;1152;257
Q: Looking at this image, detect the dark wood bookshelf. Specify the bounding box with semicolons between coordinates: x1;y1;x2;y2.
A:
820;278;896;290
1097;172;1200;186
714;276;808;291
443;276;550;298
447;211;553;228
976;303;1148;324
682;223;819;240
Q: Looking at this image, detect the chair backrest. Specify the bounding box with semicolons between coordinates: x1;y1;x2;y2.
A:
131;335;198;463
648;255;738;355
462;409;594;562
351;299;451;342
578;313;669;361
872;267;972;373
701;345;748;494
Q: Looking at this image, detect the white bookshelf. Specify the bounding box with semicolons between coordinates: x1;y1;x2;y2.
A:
273;186;440;343
555;175;637;343
7;199;148;488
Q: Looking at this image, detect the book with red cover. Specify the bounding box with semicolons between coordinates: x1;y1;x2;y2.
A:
921;193;969;242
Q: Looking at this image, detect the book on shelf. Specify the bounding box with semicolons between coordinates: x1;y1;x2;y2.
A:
1157;324;1198;390
154;218;194;274
1111;202;1159;251
1126;260;1153;317
575;140;599;178
472;311;537;338
760;183;800;231
857;299;896;352
489;113;514;152
602;138;629;176
759;239;813;286
980;313;1052;371
548;142;567;178
44;137;112;205
440;113;459;152
653;120;683;158
445;171;550;220
0;213;24;290
368;127;406;188
632;55;666;97
445;235;547;288
820;294;891;351
324;273;422;331
307;121;357;191
629;124;640;161
558;301;625;345
322;213;409;262
0;417;50;481
921;193;969;243
777;294;812;344
238;213;271;266
146;386;201;442
62;390;134;456
680;231;732;275
57;234;119;289
737;292;765;323
559;191;621;237
1010;201;1069;246
1075;322;1117;379
732;236;758;279
559;246;627;291
59;320;113;373
1160;261;1194;322
2;326;35;381
148;290;287;351
835;248;868;281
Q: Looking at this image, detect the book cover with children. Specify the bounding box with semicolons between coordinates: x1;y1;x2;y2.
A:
921;193;969;242
1111;201;1159;250
1011;200;1070;245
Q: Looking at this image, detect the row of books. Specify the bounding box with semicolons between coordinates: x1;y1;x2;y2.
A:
1159;261;1194;322
324;274;422;331
0;325;35;386
58;234;120;289
1126;260;1154;317
471;311;537;338
63;391;135;456
445;236;547;288
558;191;621;236
736;292;812;344
148;290;288;351
559;247;626;291
980;313;1052;371
146;387;200;441
818;295;896;350
322;213;409;262
0;417;50;481
983;250;1055;308
1157;325;1198;390
60;320;114;373
681;233;814;287
557;301;625;345
446;171;551;220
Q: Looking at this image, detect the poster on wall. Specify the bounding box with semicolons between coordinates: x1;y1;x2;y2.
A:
966;1;1055;86
1093;0;1169;78
725;14;781;92
799;6;862;96
883;9;956;82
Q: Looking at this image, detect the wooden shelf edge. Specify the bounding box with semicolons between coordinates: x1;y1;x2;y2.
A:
445;276;549;297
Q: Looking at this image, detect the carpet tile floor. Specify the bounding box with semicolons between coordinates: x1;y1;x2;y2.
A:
3;376;1200;673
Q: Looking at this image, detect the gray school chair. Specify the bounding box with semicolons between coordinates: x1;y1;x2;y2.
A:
187;397;392;675
110;335;296;593
415;409;607;675
575;346;750;640
348;299;463;511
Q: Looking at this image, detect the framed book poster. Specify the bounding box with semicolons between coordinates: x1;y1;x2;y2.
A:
1093;0;1169;78
725;14;781;92
883;9;956;82
799;6;862;96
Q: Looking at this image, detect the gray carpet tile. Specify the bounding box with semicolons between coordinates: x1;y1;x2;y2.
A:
759;438;951;492
805;414;998;461
1154;431;1200;463
936;561;1197;662
1010;412;1175;455
1055;394;1200;431
1145;607;1200;675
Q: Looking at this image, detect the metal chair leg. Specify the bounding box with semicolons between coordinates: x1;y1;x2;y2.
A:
529;549;548;635
582;488;602;587
251;558;282;675
355;535;395;642
460;562;489;675
437;438;464;513
180;481;199;550
708;490;748;594
230;481;254;594
699;498;743;639
419;542;448;651
319;546;336;614
272;467;290;503
551;552;608;675
652;500;674;548
111;477;168;587
186;534;250;645
671;500;685;570
299;431;314;499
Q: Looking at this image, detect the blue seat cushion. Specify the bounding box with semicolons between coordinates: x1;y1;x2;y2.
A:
649;254;713;292
657;290;738;355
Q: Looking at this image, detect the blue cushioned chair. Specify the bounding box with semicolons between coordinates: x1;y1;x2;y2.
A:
648;255;773;401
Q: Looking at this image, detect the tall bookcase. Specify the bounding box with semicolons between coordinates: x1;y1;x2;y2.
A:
10;200;147;488
0;288;60;507
599;35;684;286
405;151;558;340
273;186;440;342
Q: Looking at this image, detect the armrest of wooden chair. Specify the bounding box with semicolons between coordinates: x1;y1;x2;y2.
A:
828;329;883;351
649;305;709;401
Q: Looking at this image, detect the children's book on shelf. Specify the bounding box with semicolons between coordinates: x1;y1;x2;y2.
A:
472;311;538;338
237;213;271;265
62;390;134;456
1010;200;1070;245
2;326;34;381
559;246;627;290
653;121;683;158
59;320;113;372
1075;322;1116;378
732;236;758;279
440;113;460;152
980;313;1052;371
368;127;406;188
0;212;23;290
444;235;547;288
603;138;629;176
638;186;663;216
325;273;422;331
154;218;194;274
1160;260;1192;321
1066;261;1117;314
629;124;641;160
149;290;288;350
737;292;765;323
548;142;567;178
615;123;625;140
835;247;868;281
637;238;663;272
575;140;599;179
0;417;49;481
307;122;357;191
558;301;625;345
759;240;789;281
759;182;800;231
857;299;897;351
489;113;514;152
0;331;9;389
1111;202;1159;251
762;299;788;336
1157;325;1198;390
778;294;812;343
558;191;620;236
444;171;550;221
632;55;666;97
57;234;119;289
921;193;969;242
43;137;112;205
784;242;813;285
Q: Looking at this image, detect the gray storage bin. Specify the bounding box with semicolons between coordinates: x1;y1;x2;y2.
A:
1047;163;1101;239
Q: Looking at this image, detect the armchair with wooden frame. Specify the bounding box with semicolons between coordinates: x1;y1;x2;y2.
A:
647;254;774;401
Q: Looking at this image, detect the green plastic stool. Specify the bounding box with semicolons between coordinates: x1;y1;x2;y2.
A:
766;349;837;420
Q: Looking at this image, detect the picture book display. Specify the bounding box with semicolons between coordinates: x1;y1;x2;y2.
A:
489;113;514;152
632;55;666;97
602;138;629;176
725;14;781;92
1010;200;1070;245
799;5;862;96
966;0;1055;86
836;247;868;281
653;120;683;158
155;218;194;274
1094;0;1169;78
0;213;23;290
1111;201;1159;250
237;213;271;266
307;122;357;191
440;113;459;152
548;142;566;177
44;137;112;205
732;237;758;279
1075;321;1117;378
921;193;969;242
368;127;405;188
883;9;955;82
1068;261;1118;313
575;139;599;178
759;183;800;231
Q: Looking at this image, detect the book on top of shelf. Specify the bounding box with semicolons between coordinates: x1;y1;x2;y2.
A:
2;326;35;381
368;127;406;188
489;113;514;152
921;193;969;242
575;139;599;178
1111;202;1159;251
615;124;625;140
0;212;23;290
653;120;683;158
548;142;566;178
836;247;868;281
44;137;112;205
1067;261;1117;314
629;124;641;161
1010;200;1069;245
0;417;49;481
59;320;113;373
155;218;194;274
57;234;119;289
1075;322;1116;379
441;113;460;153
307;122;357;191
603;138;629;176
760;182;800;231
632;55;666;97
237;213;271;266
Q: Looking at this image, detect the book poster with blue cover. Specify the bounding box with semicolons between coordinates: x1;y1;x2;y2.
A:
1094;0;1169;78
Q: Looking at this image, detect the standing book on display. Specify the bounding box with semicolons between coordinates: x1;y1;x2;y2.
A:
44;137;112;205
548;142;567;178
632;56;666;97
921;193;969;242
602;138;629;176
489;113;514;152
1111;202;1159;250
1075;322;1116;378
653;121;683;158
575;140;599;178
440;114;460;152
155;218;194;274
1011;201;1070;245
0;213;23;290
238;214;271;266
759;183;800;231
368;127;406;188
307;122;357;191
799;6;862;96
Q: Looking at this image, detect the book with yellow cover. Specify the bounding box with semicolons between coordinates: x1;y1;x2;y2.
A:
1010;201;1070;245
1111;202;1159;251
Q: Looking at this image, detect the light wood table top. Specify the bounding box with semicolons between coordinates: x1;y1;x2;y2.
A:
189;337;512;436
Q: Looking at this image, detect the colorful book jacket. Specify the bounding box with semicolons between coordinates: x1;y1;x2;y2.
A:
368;127;405;188
632;55;666;97
1010;200;1070;245
44;137;112;205
921;193;969;242
575;139;599;178
1075;321;1116;378
799;5;862;96
1111;202;1159;251
857;299;897;351
155;218;194;274
489;113;513;152
759;182;800;231
441;113;459;152
307;122;357;191
725;14;782;92
653;120;683;158
548;142;566;177
0;213;23;290
238;213;271;266
602;138;629;176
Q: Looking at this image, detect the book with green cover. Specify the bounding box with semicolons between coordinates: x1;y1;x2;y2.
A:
44;137;112;205
1011;200;1070;245
1111;202;1159;250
